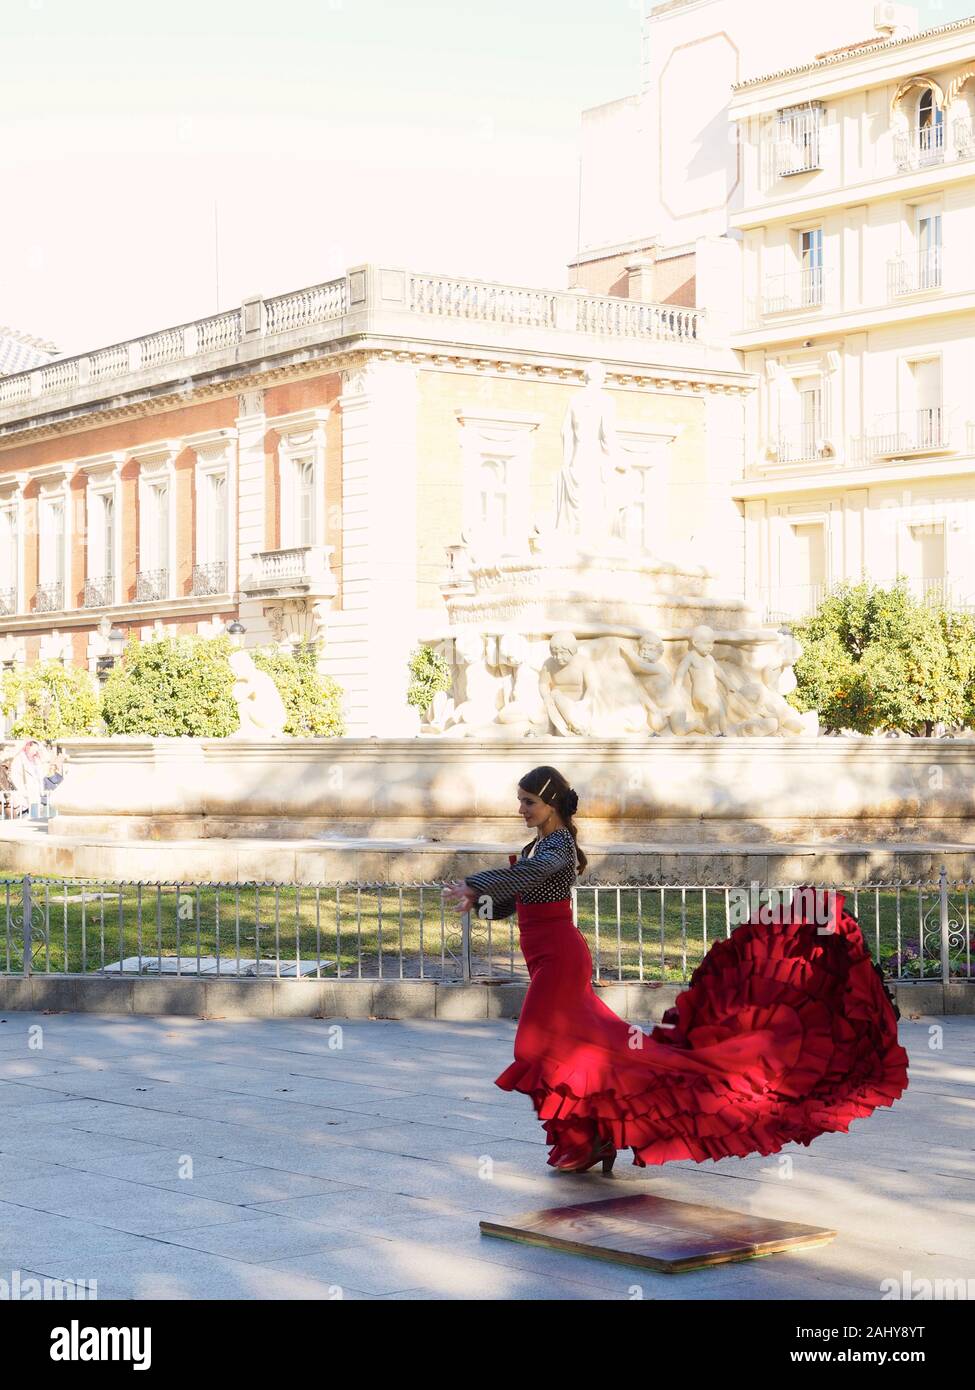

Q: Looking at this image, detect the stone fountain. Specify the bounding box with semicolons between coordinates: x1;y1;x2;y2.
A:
422;360;817;743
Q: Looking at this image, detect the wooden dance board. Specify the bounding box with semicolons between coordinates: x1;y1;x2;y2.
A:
479;1195;837;1274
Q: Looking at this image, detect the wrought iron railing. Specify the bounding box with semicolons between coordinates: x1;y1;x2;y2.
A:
850;407;946;461
894;123;946;171
135;568;169;602
1;871;970;985
83;575;115;608
192;560;228;596
34;580;64;613
888;246;943;297
773;107;823;177
761;266;825;315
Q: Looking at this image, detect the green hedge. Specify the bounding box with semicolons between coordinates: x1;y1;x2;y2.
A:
99;634;346;738
252;644;345;736
101;634;239;736
406;644;452;716
1;661;102;740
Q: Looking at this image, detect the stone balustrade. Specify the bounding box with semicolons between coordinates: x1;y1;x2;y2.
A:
0;266;707;426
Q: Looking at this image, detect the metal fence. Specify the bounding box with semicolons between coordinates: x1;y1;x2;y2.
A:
0;870;971;985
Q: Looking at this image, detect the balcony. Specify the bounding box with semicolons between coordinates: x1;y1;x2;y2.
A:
773;108;823;178
850;408;948;463
0;587;16;617
34;580;64;613
894;125;945;172
766;428;834;466
135;569;170;602
240;545;337;600
888;247;942;298
761;266;826;317
83;576;115;608
192;561;228;597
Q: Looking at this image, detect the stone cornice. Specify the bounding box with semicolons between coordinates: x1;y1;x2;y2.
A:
0;591;238;636
0;344;757;450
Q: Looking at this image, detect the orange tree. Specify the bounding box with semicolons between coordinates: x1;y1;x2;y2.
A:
788;580;975;736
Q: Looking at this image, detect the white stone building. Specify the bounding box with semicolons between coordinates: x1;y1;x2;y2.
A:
577;0;975;623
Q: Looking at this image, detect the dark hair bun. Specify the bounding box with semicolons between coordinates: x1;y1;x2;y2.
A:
562;787;579;817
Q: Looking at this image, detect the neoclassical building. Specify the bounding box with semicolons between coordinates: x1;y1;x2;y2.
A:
0;269;750;735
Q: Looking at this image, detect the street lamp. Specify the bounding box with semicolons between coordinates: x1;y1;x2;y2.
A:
227;620;246;649
96;626;127;684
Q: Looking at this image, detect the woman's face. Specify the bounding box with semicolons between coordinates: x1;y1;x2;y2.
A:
518;786;555;830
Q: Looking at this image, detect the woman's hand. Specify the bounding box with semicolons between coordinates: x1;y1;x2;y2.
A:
443;880;477;914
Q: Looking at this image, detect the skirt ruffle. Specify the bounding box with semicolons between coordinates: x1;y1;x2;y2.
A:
496;889;909;1168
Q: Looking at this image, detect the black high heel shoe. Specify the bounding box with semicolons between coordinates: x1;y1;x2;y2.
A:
553;1137;617;1174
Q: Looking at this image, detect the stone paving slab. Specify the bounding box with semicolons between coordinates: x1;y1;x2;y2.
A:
0;1010;970;1301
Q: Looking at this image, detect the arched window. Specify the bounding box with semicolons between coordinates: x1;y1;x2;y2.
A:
917;88;944;161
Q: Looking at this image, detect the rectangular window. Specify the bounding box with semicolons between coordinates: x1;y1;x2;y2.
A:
40;500;65;584
102;493;115;580
775;104;823;176
909;522;946;603
908;358;942;448
147;483;169;571
207;473;227;561
0;509;15;589
799;228;824;304
295;458;315;547
916;205;942;289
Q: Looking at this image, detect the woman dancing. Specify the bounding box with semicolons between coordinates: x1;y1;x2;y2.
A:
443;765;909;1175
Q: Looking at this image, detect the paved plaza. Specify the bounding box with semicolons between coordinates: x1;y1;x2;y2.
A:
0;1009;971;1301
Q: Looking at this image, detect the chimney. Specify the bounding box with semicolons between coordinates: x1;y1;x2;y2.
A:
872;3;919;41
625;251;658;302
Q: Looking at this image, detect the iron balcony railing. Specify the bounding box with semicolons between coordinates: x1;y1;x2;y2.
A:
894;123;946;171
1;871;970;985
0;586;16;616
769;425;831;464
851;407;946;462
888;246;943;297
135;568;169;602
83;575;115;608
192;560;228;596
34;580;64;613
761;265;825;315
773;107;823;177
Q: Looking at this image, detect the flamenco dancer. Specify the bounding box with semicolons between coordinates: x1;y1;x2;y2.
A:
443;766;909;1175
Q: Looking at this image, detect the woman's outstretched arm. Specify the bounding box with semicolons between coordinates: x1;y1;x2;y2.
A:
463;836;574;920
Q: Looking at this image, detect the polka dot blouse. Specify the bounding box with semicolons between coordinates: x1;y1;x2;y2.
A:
464;827;578;920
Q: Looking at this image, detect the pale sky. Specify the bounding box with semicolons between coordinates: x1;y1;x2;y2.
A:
0;0;969;357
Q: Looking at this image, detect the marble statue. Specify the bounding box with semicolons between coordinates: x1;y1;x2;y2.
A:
578;635;654;736
673;625;736;737
539;632;596;736
618;632;686;736
556;361;640;549
495;633;548;736
229;649;288;738
441;630;503;735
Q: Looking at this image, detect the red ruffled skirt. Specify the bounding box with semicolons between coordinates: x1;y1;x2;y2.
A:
495;889;909;1168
